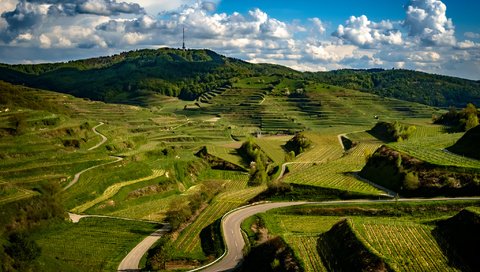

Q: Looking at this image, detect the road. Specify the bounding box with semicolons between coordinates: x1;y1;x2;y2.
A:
117;224;172;272
88;122;108;151
196;202;307;272
63;122;123;190
63;156;123;190
193;197;480;272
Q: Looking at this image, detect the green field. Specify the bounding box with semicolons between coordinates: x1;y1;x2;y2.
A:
1;69;478;272
31;218;160;271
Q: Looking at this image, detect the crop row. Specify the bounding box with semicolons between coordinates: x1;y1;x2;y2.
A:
283;235;327;272
354;220;459;272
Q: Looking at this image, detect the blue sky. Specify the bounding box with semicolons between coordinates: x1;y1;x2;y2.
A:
0;0;479;79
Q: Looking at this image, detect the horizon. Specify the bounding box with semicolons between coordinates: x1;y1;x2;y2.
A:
0;0;479;80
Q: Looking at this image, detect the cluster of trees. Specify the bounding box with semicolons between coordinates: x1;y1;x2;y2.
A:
433;103;479;131
284;132;312;156
164;180;223;230
0;182;65;271
369;121;416;142
360;145;480;196
238;139;273;186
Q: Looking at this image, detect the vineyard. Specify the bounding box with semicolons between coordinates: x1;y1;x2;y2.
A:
353;219;461;272
284;134;384;195
388;133;480;169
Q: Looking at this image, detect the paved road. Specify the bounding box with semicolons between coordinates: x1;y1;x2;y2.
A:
88;122;108;151
194;197;480;272
118;225;172;271
197;202;307;272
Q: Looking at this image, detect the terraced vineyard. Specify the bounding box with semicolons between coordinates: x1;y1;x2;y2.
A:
353;219;460;271
389;133;480;169
284;132;384;195
1;67;478;272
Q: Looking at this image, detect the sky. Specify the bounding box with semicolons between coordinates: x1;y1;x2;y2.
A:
0;0;479;79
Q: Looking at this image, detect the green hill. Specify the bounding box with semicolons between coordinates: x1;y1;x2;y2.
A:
309;69;480;107
447;125;480;159
0;48;298;104
0;49;479;108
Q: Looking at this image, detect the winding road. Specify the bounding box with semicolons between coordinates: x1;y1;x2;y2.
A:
193;197;480;272
63;122;123;191
88;122;108;151
117;225;172;272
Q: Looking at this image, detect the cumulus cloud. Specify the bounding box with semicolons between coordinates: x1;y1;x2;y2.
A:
309;17;325;34
464;32;480;39
404;0;456;46
333;15;402;47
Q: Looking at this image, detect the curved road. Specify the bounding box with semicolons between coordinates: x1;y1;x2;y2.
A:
63;122;123;190
194;197;480;272
88;122;108;151
117;225;172;271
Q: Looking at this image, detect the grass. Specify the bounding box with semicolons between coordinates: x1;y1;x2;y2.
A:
72;169;165;213
31;217;160;272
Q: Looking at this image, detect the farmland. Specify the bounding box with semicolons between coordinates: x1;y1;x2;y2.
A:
0;49;479;272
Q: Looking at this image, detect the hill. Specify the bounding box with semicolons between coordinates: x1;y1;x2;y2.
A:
309;69;480;108
0;48;298;104
434;208;480;270
0;49;479;108
447;125;480;159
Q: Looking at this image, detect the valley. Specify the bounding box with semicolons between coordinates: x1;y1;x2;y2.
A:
0;49;479;272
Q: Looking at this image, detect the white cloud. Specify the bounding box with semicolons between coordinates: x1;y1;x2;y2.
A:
309;17;325;34
305;43;356;62
404;0;456;46
333;15;402;47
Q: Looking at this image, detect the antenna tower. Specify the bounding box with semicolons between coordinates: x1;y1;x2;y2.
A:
182;26;186;50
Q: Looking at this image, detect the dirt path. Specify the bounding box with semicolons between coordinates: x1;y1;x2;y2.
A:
88;122;108;151
63;156;123;190
71;169;165;213
63;122;122;191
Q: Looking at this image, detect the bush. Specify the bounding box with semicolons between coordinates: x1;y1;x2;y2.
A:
284;132;312;155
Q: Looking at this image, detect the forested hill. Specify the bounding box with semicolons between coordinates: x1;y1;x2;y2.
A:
309;69;480;108
0;48;479;107
0;48;298;103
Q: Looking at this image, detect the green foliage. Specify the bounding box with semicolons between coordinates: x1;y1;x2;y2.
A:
435;208;480;271
310;69;480;107
369;121;416;142
433;103;479;131
4;233;41;271
284;132;312;155
164;180;223;230
145;235;173;271
360;145;480;196
238;139;273;186
0;48;298;104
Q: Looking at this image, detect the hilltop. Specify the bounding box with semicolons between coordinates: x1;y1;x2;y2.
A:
447;125;480;159
1;48;479;107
